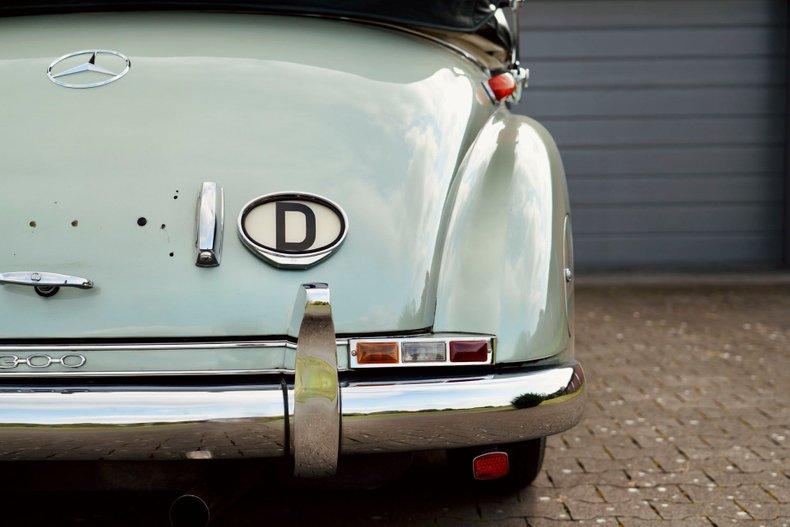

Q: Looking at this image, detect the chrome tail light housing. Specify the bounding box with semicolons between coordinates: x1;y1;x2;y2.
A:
349;335;494;368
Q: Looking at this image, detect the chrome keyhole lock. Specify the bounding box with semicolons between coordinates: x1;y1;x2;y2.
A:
34;285;60;297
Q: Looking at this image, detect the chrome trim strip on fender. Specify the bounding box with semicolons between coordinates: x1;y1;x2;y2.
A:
0;368;291;377
0;340;336;352
291;283;340;478
195;181;224;267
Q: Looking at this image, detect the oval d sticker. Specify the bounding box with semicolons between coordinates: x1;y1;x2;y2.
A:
238;192;348;268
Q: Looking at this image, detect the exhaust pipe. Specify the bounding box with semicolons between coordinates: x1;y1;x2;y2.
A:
169;494;210;527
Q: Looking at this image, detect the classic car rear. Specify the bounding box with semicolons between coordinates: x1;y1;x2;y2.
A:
0;0;584;494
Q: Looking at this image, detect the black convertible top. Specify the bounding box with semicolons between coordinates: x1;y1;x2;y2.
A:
0;0;504;31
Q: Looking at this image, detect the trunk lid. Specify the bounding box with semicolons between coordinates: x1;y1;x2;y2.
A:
0;12;491;338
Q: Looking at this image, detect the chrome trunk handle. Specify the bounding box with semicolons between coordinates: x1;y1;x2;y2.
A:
0;271;93;297
195;181;224;267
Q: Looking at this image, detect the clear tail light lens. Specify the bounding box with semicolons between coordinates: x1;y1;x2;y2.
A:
401;341;446;363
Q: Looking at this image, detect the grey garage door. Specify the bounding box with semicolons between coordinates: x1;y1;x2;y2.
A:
515;0;787;269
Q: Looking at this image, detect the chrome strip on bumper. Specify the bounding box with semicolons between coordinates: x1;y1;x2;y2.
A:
0;362;585;462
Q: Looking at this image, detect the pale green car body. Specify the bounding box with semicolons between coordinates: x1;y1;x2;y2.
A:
0;12;573;374
0;10;585;478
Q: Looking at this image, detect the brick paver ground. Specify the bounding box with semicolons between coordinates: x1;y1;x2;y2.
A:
5;284;789;526
516;284;790;527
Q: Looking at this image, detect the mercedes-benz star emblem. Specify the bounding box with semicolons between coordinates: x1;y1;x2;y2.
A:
47;49;131;89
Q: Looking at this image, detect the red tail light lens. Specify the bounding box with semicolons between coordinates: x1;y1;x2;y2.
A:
449;340;489;363
355;342;399;364
487;72;517;101
472;452;510;480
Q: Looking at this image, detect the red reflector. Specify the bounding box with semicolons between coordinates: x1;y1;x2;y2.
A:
355;342;399;364
449;340;489;363
487;73;517;101
473;452;509;480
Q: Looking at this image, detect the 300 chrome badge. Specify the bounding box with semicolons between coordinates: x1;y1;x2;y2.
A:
238;192;348;269
0;354;86;369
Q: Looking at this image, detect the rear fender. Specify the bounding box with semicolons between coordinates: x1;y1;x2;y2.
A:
434;109;572;364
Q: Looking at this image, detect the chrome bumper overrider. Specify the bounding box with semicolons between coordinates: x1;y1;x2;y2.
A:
0;284;586;474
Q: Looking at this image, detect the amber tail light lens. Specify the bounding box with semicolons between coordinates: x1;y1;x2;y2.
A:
355;341;399;365
449;340;489;363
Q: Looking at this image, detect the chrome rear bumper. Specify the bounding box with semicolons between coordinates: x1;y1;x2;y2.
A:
0;362;585;462
0;284;586;473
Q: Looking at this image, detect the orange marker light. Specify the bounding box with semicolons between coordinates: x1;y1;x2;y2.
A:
355;341;399;365
487;72;517;101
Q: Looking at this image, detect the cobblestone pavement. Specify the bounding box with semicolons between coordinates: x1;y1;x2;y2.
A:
5;285;789;526
513;284;790;527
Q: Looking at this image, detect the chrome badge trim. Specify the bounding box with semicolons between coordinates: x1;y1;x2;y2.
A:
238;192;349;269
47;49;130;89
0;354;86;370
